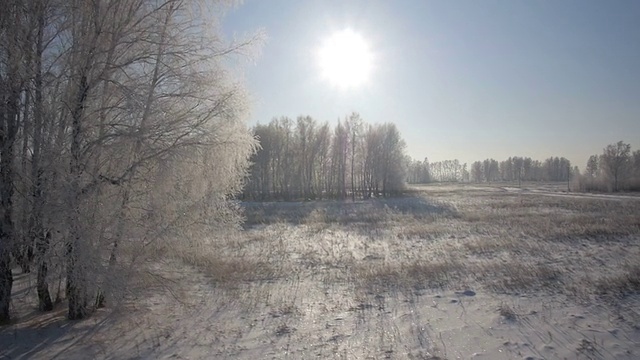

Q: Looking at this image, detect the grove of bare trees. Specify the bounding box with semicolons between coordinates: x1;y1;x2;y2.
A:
405;157;431;184
243;114;407;200
574;141;640;192
1;0;258;322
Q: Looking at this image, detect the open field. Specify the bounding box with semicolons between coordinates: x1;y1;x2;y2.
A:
2;183;640;359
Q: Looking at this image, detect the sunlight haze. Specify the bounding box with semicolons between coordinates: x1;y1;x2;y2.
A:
317;29;374;89
223;0;640;168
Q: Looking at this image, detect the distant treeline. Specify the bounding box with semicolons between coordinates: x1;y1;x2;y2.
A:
407;140;640;193
243;114;406;200
406;156;574;184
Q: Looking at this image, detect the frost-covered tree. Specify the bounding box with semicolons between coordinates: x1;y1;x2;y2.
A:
0;0;260;321
347;113;363;200
482;159;500;182
406;157;431;184
633;150;640;178
244;116;408;200
380;123;407;195
471;161;483;183
601;141;631;192
328;120;346;198
542;157;571;182
585;155;599;178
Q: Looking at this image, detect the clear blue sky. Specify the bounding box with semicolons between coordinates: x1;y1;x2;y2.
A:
222;0;640;168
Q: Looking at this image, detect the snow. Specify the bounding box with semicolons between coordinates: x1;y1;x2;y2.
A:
2;184;640;359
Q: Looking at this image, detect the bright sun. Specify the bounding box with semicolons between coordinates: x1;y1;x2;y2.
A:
317;29;373;89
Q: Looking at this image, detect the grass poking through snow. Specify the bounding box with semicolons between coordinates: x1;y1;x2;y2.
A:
234;185;640;300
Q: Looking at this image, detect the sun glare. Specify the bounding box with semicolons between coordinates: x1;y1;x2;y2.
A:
317;29;373;89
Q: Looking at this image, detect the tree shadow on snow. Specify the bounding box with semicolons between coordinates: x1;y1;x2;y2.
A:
241;193;458;229
0;305;120;360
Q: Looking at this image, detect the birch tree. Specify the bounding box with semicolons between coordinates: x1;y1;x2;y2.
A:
0;0;259;321
0;0;29;323
601;141;631;192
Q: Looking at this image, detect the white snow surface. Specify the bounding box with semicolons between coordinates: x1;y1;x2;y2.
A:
3;185;640;359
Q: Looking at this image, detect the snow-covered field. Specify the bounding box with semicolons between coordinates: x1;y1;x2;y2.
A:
2;184;640;359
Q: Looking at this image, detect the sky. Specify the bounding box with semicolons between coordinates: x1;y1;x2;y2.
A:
222;0;640;168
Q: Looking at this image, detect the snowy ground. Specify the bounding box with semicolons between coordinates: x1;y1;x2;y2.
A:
2;183;640;359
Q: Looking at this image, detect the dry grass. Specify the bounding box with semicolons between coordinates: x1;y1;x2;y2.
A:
351;260;464;293
478;261;563;293
232;184;640;300
187;256;278;283
174;233;284;284
595;265;640;298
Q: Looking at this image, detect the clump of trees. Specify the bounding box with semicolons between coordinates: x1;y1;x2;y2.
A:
406;159;470;183
406;158;432;184
243;113;407;200
429;159;469;183
1;0;258;323
574;141;640;192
